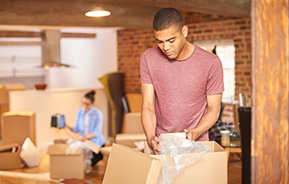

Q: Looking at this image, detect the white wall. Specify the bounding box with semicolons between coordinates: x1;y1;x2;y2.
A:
46;28;118;89
9;88;109;148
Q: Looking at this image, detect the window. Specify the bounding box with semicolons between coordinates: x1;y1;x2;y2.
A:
193;39;235;103
0;38;43;78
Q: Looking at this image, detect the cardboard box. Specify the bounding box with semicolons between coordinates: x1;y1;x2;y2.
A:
1;111;36;146
0;104;9;133
115;133;146;148
125;113;143;133
100;146;112;173
102;144;162;184
47;142;85;179
0;83;26;105
103;142;227;184
0;143;23;170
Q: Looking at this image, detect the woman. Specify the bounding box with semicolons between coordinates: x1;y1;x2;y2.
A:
66;90;105;166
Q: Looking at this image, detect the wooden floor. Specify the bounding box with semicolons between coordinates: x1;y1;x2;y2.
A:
0;152;242;184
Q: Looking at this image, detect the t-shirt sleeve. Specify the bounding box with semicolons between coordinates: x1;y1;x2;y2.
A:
140;51;152;84
206;56;225;95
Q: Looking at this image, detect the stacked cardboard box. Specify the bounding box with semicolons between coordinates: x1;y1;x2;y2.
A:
1;111;36;146
124;112;143;133
0;83;26;133
0;111;35;170
115;133;146;148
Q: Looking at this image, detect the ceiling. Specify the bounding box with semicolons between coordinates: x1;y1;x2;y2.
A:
0;0;251;30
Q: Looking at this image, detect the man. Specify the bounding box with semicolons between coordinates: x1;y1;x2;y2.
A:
140;8;224;154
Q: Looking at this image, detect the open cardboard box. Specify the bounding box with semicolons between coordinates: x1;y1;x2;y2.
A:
100;146;112;173
115;133;146;148
102;141;227;184
47;140;85;179
0;143;23;170
47;139;101;179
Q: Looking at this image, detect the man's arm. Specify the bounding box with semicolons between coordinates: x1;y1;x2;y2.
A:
185;93;222;140
141;83;161;154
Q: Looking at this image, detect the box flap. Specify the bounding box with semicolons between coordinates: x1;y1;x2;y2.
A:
84;140;100;154
2;111;35;117
0;143;20;152
198;141;225;152
115;133;146;141
54;139;68;144
100;146;112;155
102;144;162;184
47;144;82;155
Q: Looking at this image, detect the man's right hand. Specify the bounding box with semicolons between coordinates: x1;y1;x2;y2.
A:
148;136;161;155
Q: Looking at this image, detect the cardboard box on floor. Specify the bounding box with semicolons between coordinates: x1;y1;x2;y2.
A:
1;111;36;146
0;143;23;170
115;133;146;148
124;112;143;133
0;104;9;133
0;83;26;105
48;141;85;179
47;139;101;180
102;141;227;184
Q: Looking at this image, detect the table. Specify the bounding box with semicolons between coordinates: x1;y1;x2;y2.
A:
216;137;241;162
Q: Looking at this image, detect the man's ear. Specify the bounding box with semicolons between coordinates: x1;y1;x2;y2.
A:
182;25;188;38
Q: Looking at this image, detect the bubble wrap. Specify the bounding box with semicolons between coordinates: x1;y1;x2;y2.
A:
157;134;211;184
64;139;93;174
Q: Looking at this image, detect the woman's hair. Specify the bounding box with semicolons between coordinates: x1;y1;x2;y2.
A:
84;90;96;103
153;7;184;32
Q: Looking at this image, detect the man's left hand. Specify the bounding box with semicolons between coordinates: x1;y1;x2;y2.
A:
184;129;198;141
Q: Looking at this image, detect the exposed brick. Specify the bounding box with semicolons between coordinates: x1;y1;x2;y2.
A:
235;20;246;25
240;26;250;30
204;29;213;33
193;30;202;34
236;61;244;65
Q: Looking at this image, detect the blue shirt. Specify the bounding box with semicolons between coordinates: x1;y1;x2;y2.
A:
73;106;105;146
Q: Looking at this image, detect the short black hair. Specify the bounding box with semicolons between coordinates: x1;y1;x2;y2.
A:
84;90;96;103
153;8;184;31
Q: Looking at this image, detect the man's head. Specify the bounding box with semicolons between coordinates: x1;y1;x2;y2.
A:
153;8;188;60
153;7;184;32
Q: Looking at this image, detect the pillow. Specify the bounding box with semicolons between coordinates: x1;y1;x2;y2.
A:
20;137;41;167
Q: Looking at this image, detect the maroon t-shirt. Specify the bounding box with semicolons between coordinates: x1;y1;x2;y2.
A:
140;44;224;141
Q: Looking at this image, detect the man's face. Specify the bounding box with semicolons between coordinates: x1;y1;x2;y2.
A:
154;25;187;60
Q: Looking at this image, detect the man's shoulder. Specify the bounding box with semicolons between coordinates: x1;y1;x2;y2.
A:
192;45;221;66
142;47;162;57
194;45;218;58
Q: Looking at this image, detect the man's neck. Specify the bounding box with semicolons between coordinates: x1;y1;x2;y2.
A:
176;41;195;60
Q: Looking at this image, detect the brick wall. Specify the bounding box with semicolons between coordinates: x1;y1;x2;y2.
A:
117;18;251;122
